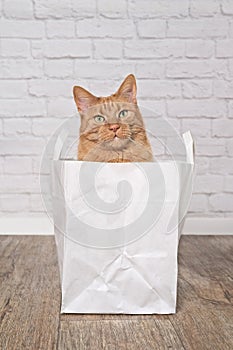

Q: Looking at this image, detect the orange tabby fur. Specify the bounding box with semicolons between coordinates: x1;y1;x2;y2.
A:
73;74;153;162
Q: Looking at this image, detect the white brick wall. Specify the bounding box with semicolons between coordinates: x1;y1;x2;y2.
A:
0;0;232;217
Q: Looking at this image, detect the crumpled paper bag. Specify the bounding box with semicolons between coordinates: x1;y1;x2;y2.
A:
51;131;194;314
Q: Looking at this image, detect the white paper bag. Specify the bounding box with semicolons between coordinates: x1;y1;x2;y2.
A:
51;131;194;314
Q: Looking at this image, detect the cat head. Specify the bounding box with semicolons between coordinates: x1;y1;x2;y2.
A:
73;74;153;162
73;74;137;113
73;74;146;152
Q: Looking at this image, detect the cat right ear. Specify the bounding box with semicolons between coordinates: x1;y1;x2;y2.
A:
73;86;98;113
116;74;137;104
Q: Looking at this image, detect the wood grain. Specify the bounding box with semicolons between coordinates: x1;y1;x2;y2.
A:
0;236;232;350
0;236;61;350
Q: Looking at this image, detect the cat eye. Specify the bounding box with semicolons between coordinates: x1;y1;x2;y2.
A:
94;115;105;123
119;110;128;118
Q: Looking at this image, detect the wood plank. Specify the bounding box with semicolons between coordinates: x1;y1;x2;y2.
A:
59;236;233;350
0;236;232;350
178;236;233;307
58;318;185;350
167;236;233;350
0;236;61;350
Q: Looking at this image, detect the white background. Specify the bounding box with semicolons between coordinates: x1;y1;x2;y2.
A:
0;0;233;229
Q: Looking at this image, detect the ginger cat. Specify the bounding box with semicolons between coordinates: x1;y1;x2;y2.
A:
73;74;153;162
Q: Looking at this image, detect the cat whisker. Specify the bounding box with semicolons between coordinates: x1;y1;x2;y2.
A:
128;137;150;150
128;137;139;144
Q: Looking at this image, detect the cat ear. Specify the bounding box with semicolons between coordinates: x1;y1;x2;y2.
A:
116;74;137;104
73;86;98;113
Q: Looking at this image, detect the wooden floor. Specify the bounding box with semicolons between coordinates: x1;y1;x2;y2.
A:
0;236;232;350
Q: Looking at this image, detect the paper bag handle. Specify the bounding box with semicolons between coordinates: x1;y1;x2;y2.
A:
182;131;194;165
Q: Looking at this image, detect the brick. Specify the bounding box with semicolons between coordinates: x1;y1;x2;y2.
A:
138;80;181;99
74;61;134;80
140;119;180;140
1;39;30;58
0;137;45;156
209;193;233;212
31;40;44;59
128;0;189;18
3;0;33;19
98;0;127;18
228;101;233;118
210;157;233;174
32;157;40;174
221;0;233;14
190;0;219;17
137;20;166;38
224;176;233;192
137;101;166;118
195;138;226;156
47;98;76;117
94;40;122;59
182;80;212;99
43;39;92;58
214;80;233;98
226;139;233;156
229;59;233;78
40;173;54;195
124;40;185;59
44;59;73;78
32;156;50;174
0;59;43;78
189;194;208;213
46;20;75;38
34;0;73;18
194;175;223;194
166;60;228;78
181;119;211;137
88;79;122;96
0;194;30;212
77;19;134;38
137;100;166;117
32;118;63;136
71;0;96;17
30;194;44;212
185;40;214;58
0;20;45;38
0;99;46;117
4;156;32;174
4;118;31;136
29;79;74;98
0;156;3;174
195;157;209;175
167;100;226;118
167;19;228;38
0;81;27;98
0;174;39;193
230;21;233;38
212;120;233;137
33;39;91;59
216;40;233;57
135;61;165;79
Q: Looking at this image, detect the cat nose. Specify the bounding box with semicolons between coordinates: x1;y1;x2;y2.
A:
109;124;120;132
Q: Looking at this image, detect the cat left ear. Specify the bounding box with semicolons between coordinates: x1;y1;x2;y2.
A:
116;74;137;104
73;86;98;113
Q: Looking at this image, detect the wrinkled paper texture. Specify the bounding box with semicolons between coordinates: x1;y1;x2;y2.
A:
52;132;194;314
